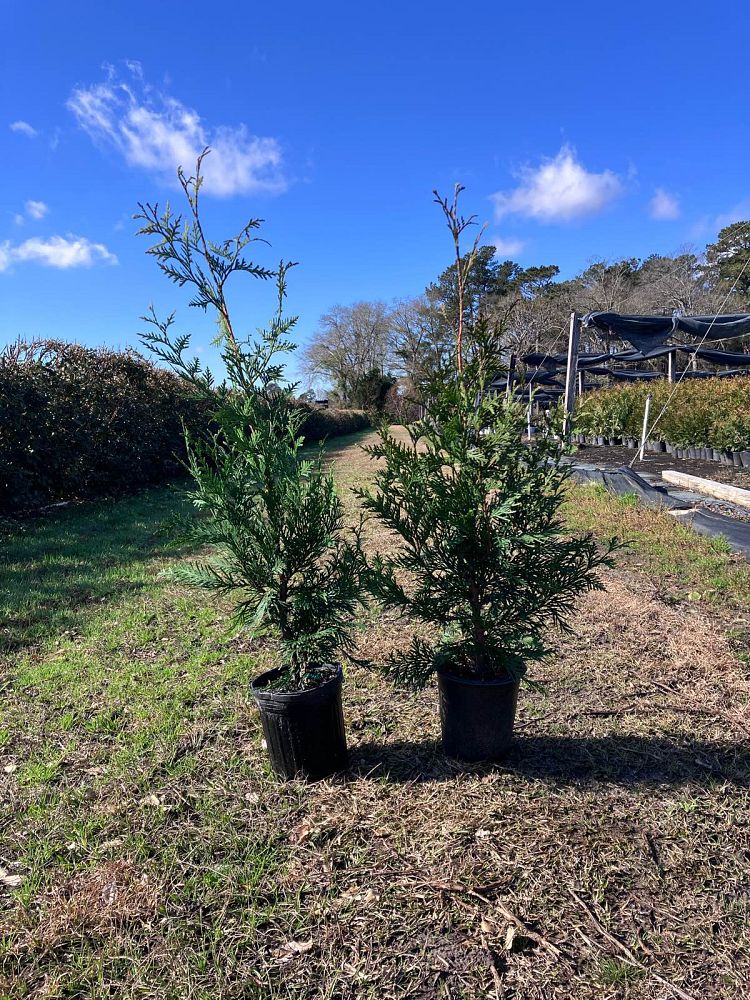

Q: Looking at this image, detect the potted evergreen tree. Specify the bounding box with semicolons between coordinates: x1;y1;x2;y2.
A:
137;152;366;780
358;188;616;762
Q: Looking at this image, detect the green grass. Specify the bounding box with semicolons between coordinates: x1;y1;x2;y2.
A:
0;484;297;998
0;487;193;652
563;482;750;610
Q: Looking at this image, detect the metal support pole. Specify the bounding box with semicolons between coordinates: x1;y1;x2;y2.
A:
506;353;516;401
527;401;532;439
638;393;653;462
577;370;584;396
667;350;675;383
563;311;581;438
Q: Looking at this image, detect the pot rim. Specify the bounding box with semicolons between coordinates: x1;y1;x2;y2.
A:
437;667;520;688
251;662;342;702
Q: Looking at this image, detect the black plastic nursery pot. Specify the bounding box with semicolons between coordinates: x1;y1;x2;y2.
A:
251;664;347;781
437;669;520;762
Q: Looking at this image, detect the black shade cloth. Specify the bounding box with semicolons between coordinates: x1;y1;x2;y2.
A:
583;312;750;351
491;372;563;389
608;369;663;382
676;347;750;366
520;352;565;368
514;386;565;400
677;369;748;380
621;346;677;361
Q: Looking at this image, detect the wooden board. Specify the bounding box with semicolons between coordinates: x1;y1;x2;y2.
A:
661;469;750;510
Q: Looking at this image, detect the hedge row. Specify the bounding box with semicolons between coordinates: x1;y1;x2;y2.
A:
575;377;750;451
293;403;370;442
0;341;370;513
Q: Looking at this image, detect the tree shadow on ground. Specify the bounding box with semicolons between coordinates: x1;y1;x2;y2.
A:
348;733;750;787
1;486;193;652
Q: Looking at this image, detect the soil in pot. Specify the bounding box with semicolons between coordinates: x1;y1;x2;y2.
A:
251;664;347;780
437;669;520;762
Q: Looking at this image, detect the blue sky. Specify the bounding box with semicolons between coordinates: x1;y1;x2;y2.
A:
2;0;750;382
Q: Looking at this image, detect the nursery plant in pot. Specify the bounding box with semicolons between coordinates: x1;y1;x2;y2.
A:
137;152;366;781
357;188;617;762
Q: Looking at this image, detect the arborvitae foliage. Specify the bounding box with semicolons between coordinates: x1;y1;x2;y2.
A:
136;151;366;689
357;188;617;689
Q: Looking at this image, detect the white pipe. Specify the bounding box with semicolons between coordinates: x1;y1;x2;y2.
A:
638;393;653;461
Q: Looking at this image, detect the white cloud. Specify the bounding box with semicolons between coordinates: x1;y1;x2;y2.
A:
67;67;286;197
0;235;118;273
492;236;525;257
714;200;750;230
9;120;38;138
491;145;623;223
12;200;50;225
649;187;680;221
25;200;49;221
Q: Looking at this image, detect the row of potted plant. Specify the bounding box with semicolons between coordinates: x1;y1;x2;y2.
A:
574;379;750;466
572;432;750;468
137;162;615;780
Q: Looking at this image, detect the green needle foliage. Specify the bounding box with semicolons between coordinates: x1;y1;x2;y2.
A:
357;188;617;688
136;150;366;690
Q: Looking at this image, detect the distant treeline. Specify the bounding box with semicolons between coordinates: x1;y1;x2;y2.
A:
0;341;369;513
302;221;750;405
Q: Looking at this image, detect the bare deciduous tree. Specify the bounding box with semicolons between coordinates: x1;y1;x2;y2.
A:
302;301;394;403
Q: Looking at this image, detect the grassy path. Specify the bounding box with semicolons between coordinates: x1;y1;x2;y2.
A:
1;431;749;998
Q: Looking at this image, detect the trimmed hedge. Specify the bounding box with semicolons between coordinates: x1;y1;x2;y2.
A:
575;377;750;451
0;341;371;513
293;402;370;442
0;341;206;513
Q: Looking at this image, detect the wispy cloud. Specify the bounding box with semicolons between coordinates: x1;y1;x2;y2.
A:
13;200;50;225
491;145;623;223
714;200;750;231
25;200;49;221
0;235;118;273
649;187;680;221
67;65;287;197
492;236;525;257
688;200;750;241
9;120;38;138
